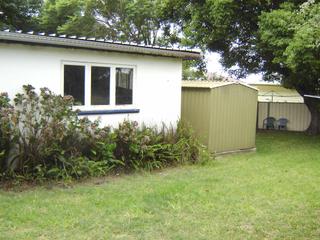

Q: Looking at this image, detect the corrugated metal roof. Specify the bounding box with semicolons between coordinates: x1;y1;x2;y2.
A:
182;80;258;91
0;30;201;59
250;84;304;103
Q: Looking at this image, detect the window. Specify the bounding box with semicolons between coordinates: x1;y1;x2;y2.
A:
91;66;110;105
116;68;133;105
64;65;85;105
63;63;134;109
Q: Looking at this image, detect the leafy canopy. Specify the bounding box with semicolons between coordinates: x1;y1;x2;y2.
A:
0;0;42;31
38;0;180;46
161;0;311;78
258;1;320;94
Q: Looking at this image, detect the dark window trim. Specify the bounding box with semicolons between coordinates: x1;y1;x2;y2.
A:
78;109;140;116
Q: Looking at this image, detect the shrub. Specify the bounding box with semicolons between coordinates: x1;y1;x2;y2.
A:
0;85;112;180
90;127;122;171
0;93;12;173
113;121;169;171
174;121;209;164
112;120;209;171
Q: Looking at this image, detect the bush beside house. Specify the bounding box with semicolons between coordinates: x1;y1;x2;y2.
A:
0;85;209;182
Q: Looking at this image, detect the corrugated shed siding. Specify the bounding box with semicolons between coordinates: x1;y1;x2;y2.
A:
257;102;311;131
181;88;211;146
209;85;257;153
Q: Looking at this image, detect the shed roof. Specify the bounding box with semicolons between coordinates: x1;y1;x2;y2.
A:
182;80;258;91
304;95;320;99
250;83;304;103
0;30;201;60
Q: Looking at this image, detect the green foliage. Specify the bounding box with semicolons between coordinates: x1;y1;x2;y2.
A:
183;58;207;80
162;0;306;77
0;85;109;181
38;0;105;37
0;0;42;31
39;0;84;33
257;1;320;133
37;0;180;47
84;0;180;46
44;156;111;180
0;92;11;172
174;121;210;165
113;120;208;172
258;1;320;90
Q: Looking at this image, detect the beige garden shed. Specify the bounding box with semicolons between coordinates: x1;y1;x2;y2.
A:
181;81;258;154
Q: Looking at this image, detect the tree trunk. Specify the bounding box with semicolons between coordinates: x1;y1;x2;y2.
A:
304;96;320;135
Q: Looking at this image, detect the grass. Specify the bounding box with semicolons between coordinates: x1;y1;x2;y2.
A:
1;131;320;239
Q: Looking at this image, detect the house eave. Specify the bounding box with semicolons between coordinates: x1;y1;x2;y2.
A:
0;31;201;60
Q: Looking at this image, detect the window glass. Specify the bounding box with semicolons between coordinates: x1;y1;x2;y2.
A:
116;68;133;105
91;66;110;105
64;65;85;105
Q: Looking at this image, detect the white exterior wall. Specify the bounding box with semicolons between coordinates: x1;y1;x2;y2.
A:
0;43;182;127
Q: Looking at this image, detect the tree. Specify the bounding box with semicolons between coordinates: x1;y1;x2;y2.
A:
38;0;106;36
39;0;83;33
163;0;320;134
0;0;42;31
162;1;287;75
258;1;320;134
38;0;180;46
183;58;207;80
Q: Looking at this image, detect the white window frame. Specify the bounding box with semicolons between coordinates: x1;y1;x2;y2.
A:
61;60;137;111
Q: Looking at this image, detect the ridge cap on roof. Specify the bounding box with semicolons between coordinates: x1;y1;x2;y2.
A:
182;80;258;91
250;82;281;86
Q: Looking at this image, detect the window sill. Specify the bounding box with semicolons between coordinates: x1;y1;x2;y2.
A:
78;109;140;116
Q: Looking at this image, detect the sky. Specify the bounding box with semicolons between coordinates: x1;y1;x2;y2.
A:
206;52;264;84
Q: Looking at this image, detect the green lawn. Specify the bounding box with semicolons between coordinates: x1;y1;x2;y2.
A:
1;132;320;239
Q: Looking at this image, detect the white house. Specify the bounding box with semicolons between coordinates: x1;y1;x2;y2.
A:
0;30;201;127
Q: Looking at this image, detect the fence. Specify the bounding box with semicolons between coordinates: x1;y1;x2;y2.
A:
257;102;311;132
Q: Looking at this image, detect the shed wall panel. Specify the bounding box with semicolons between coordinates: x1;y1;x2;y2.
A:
181;89;211;146
209;85;257;153
257;102;311;131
